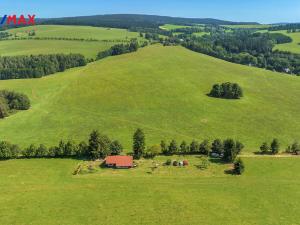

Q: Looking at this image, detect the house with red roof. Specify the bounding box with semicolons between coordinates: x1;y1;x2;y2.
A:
105;156;133;169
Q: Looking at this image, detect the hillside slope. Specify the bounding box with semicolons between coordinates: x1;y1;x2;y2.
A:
0;45;299;151
39;14;258;29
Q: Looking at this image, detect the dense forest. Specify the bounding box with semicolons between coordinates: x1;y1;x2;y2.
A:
0;54;86;80
39;14;259;29
0;90;30;118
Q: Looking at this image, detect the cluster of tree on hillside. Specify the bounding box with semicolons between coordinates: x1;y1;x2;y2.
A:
97;40;146;59
0;54;86;80
178;30;300;75
209;82;243;99
268;23;300;32
0;90;30;118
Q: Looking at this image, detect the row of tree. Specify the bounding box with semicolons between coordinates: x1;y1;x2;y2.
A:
0;90;30;118
268;23;300;32
97;40;146;60
209;82;243;99
0;130;123;160
132;128;244;162
160;139;244;162
260;139;300;155
259;139;280;154
97;40;138;59
0;54;87;80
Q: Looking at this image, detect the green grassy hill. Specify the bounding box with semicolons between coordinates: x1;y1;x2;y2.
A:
0;25;142;59
0;157;299;225
0;39;114;58
272;30;300;53
8;25;140;40
159;24;191;30
0;45;299;151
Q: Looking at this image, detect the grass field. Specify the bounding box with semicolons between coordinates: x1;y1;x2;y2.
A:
0;45;299;151
0;25;143;59
0;157;299;225
272;31;300;54
8;25;140;41
223;24;272;29
0;39;114;58
159;24;190;30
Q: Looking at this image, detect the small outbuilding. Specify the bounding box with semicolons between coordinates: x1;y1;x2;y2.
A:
105;156;133;169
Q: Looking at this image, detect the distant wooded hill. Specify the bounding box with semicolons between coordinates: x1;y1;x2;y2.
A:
37;14;259;29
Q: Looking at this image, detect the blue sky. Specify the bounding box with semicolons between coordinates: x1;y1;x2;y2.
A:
1;0;300;24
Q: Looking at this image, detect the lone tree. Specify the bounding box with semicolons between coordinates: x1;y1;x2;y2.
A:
160;140;168;155
88;130;111;159
271;139;280;155
133;128;145;159
211;139;224;155
168;140;178;155
260;142;270;154
190;140;199;154
234;158;245;175
291;142;300;155
199;140;211;155
223;139;244;162
110;140;123;155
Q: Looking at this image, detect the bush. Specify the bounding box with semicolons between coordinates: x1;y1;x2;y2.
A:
0;90;30;118
0;141;20;160
234;158;245;175
271;139;280;154
144;145;161;159
198;157;209;170
165;159;172;166
260;142;270;154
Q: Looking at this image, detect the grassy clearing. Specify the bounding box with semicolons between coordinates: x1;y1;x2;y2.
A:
192;32;208;37
8;25;140;41
0;157;299;225
160;24;191;30
223;24;272;29
0;45;299;151
0;39;114;58
272;30;300;53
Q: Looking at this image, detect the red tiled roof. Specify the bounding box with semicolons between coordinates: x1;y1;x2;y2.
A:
105;156;133;167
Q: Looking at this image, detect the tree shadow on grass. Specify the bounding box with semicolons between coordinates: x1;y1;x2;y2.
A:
208;158;224;165
224;169;236;175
